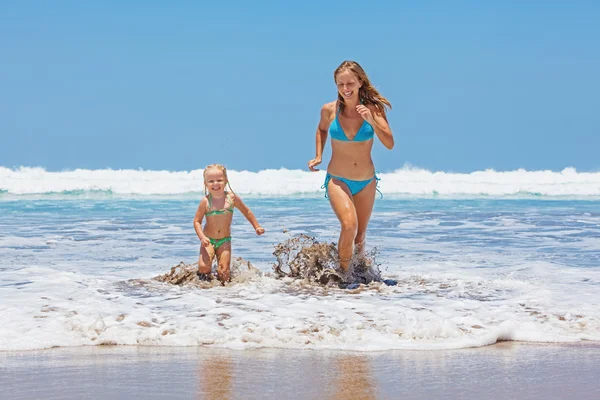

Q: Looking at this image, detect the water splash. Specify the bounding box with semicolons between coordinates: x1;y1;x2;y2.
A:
153;234;390;290
272;234;384;288
154;257;262;288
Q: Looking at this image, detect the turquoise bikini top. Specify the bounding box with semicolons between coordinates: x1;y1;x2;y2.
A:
205;192;234;217
328;104;374;142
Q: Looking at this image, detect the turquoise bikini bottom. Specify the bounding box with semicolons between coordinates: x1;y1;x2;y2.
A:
322;173;382;198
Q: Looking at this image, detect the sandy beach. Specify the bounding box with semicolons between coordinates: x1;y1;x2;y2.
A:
1;342;599;399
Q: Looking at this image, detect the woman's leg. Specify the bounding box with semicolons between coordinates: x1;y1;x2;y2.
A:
352;179;377;257
327;178;358;271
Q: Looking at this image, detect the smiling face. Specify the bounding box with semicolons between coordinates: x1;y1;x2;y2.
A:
335;69;362;101
204;167;227;196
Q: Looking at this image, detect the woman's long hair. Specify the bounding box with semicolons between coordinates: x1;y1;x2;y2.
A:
334;60;391;115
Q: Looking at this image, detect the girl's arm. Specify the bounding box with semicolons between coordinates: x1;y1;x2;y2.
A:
193;198;211;245
233;195;265;235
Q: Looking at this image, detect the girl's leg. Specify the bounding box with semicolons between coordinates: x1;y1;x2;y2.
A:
198;244;215;275
352;179;377;256
327;178;358;271
215;241;232;284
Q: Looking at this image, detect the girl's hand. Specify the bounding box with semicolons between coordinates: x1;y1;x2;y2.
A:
308;157;322;171
255;226;265;236
201;237;211;247
356;105;374;124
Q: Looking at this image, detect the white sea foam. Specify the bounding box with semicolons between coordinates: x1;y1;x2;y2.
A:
1;166;600;197
1;262;599;352
1;189;598;352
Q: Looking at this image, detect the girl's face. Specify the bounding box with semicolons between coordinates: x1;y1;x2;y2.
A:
335;69;361;101
204;168;227;196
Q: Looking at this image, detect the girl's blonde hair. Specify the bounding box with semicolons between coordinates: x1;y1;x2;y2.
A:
334;60;392;115
203;164;235;195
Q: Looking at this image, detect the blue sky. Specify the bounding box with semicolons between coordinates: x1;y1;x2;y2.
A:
1;1;599;173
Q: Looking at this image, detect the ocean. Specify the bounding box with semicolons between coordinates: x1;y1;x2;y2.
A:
1;166;599;351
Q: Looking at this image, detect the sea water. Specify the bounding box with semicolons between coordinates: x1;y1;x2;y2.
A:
1;167;599;351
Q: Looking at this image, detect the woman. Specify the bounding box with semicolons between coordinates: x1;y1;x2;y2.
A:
308;60;394;271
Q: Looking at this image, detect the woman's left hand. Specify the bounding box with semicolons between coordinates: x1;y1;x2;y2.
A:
356;105;374;124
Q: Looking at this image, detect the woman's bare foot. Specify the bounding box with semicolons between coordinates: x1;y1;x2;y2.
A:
197;272;214;281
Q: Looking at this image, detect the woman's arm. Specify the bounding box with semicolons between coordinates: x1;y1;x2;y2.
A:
358;104;394;149
308;102;335;171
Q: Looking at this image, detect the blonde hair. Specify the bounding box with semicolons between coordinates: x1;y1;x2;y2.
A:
334;60;392;115
203;164;235;195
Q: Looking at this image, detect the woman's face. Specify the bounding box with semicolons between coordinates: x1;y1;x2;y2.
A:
335;69;361;100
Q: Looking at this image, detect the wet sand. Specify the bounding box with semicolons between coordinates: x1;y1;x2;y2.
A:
1;343;599;399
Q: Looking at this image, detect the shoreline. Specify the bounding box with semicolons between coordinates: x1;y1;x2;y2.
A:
2;342;599;399
2;339;600;355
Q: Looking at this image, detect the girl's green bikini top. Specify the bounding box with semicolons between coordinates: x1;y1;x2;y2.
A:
205;192;234;217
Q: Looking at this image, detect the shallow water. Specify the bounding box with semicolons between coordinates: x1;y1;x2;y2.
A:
1;197;599;351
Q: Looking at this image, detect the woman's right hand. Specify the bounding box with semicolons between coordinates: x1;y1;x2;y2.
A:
201;237;211;247
308;157;322;171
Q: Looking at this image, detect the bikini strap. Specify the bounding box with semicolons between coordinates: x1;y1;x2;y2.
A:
226;191;234;209
321;173;332;199
337;98;364;117
375;172;383;199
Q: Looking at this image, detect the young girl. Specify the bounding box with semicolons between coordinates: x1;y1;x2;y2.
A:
193;164;265;283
